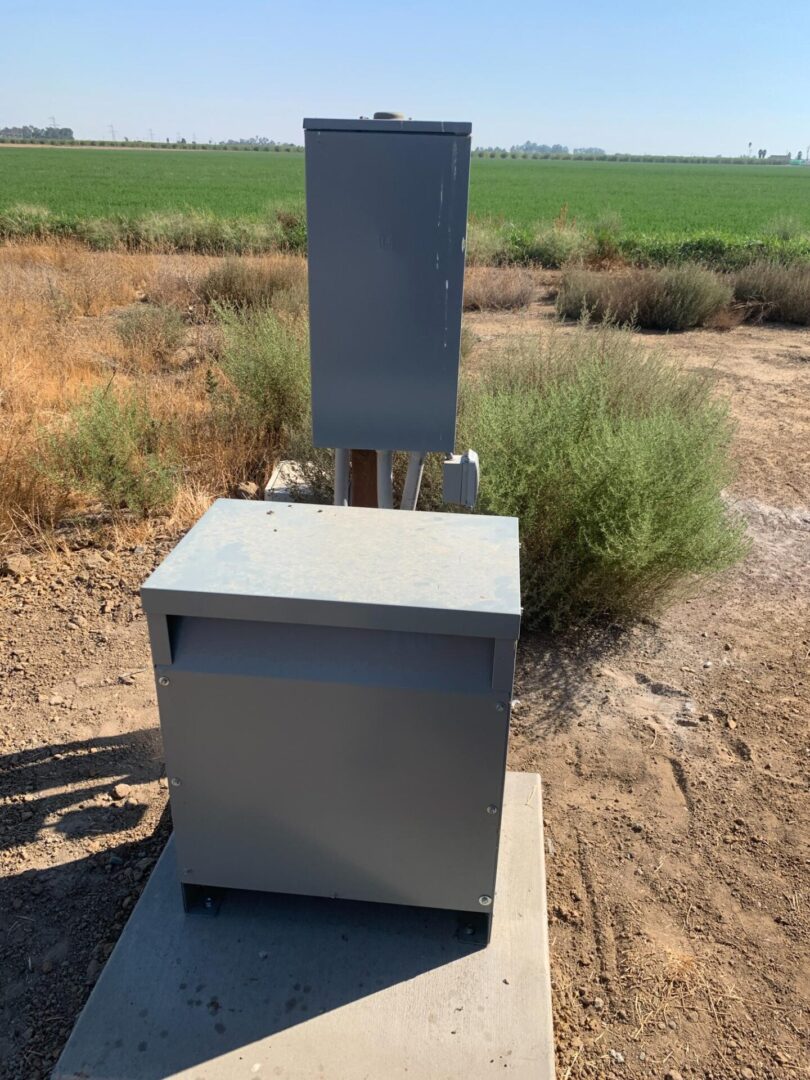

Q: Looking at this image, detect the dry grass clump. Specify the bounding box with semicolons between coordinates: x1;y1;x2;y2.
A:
0;243;136;317
142;264;203;312
733;261;810;325
197;256;308;312
556;264;732;331
621;943;740;1041
0;243;318;533
114;305;187;371
464;267;535;311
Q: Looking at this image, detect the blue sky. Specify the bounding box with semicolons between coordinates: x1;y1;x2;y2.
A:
3;0;809;155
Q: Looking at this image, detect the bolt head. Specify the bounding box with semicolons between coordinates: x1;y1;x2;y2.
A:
486;805;499;815
478;895;492;907
158;676;170;687
495;701;506;712
170;777;181;787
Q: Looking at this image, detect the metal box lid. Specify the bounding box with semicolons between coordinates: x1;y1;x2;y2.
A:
142;500;520;639
304;117;472;136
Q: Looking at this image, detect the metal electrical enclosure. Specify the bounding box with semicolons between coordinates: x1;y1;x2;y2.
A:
304;118;472;453
142;500;520;923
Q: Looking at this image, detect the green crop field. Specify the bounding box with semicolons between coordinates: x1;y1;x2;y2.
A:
1;146;809;236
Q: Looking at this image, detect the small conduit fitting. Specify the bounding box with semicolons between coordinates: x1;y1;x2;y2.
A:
376;451;394;509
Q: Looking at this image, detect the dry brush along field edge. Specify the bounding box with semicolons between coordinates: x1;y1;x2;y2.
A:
0;248;808;1079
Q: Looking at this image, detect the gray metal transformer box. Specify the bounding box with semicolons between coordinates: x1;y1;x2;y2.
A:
304;118;472;453
141;500;520;921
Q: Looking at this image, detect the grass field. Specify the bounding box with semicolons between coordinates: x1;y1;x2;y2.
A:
2;146;810;235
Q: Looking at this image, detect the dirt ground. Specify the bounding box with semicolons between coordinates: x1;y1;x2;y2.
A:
1;299;808;1078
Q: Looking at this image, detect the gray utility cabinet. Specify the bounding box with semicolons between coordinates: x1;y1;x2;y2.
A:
142;500;520;929
304;118;472;453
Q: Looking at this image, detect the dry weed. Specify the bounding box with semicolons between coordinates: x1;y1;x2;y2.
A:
622;944;737;1040
198;255;308;312
464;266;535;311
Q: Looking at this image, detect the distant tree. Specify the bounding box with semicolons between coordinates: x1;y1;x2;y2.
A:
510;140;570;154
0;124;73;140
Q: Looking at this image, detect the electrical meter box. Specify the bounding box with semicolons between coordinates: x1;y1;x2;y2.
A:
142;499;520;929
304;118;472;453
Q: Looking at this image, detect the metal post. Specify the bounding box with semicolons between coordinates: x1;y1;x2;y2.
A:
401;452;426;511
376;451;394;510
334;449;350;506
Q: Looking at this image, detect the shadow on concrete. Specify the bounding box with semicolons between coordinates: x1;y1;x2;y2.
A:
53;836;485;1079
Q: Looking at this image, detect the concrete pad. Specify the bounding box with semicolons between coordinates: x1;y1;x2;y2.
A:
54;772;554;1080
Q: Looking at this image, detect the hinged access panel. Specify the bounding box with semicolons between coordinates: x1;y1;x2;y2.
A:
304;118;472;453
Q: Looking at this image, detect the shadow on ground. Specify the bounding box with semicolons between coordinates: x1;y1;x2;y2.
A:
0;731;169;1080
514;623;632;736
0;730;163;852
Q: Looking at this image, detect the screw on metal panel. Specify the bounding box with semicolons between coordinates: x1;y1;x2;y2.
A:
486;805;499;815
158;676;170;686
478;895;493;907
170;777;182;787
495;701;506;712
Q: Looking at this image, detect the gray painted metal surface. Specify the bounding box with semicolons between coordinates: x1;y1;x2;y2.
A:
305;118;471;452
141;498;519;923
53;772;554;1080
142;499;521;640
158;661;508;913
304;117;472;135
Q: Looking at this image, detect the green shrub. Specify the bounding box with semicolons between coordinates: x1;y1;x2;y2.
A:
530;225;587;268
556;264;732;331
43;386;176;514
0;203;57;241
466;220;510;266
733;261;810;325
620;232;810;270
77;217;126;251
115;305;186;366
499;224;537;265
198;257;307;310
460;328;746;627
215;308;310;450
764;214;803;243
588;212;624;263
275;209;307;254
